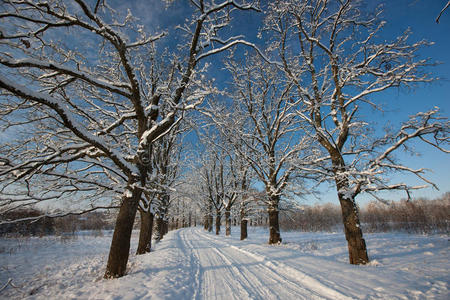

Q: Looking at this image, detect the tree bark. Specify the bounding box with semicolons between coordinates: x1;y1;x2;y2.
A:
268;198;281;244
136;209;154;255
204;214;209;230
215;209;221;235
225;207;231;236
208;214;213;232
338;191;369;264
332;154;369;265
154;216;164;242
163;220;168;235
240;205;248;240
104;187;140;278
240;218;248;240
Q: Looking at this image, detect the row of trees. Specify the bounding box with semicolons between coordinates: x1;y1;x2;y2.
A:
0;0;448;278
0;208;114;236
279;193;449;233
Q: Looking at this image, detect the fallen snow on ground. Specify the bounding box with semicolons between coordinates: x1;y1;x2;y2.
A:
0;227;448;299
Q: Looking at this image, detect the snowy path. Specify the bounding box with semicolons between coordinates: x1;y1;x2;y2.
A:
1;227;448;299
178;228;349;300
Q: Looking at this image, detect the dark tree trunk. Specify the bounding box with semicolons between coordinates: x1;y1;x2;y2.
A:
225;207;231;236
240;219;248;240
332;154;369;265
240;205;248;240
136;210;154;255
163;220;168;235
104;187;140;278
154;216;164;242
215;209;221;235
338;191;369;264
208;214;213;232
204;214;209;230
268;198;281;244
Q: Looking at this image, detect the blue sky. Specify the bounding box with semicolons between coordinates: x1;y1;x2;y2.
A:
3;0;447;207
289;0;450;204
354;0;450;203
146;0;450;204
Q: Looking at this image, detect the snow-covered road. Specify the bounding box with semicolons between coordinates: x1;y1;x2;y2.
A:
1;227;448;299
178;228;350;300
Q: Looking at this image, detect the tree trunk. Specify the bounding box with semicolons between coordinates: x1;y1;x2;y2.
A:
204;214;209;230
338;192;369;264
163;220;168;235
154;216;164;242
136;210;154;255
240;219;248;240
240;205;248;240
332;154;369;265
215;209;221;235
268;198;281;244
225;207;231;236
208;214;213;232
104;187;140;278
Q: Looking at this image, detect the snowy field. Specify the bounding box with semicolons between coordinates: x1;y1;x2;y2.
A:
0;227;448;300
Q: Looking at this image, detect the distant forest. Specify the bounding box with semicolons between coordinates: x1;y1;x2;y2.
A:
2;193;448;237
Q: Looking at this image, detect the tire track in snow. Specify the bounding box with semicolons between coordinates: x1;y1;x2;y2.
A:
182;228;255;299
197;230;332;299
209;246;278;299
210;244;320;299
227;245;352;300
176;229;202;300
189;228;350;300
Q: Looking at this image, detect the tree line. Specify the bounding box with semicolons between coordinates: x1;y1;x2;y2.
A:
0;208;114;236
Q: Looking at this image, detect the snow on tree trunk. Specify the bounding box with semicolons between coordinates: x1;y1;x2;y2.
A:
104;187;141;278
334;158;369;265
240;205;248;240
268;197;281;244
339;197;369;265
225;208;231;236
136;210;154;255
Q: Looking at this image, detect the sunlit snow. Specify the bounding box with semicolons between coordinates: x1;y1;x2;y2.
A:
1;227;448;299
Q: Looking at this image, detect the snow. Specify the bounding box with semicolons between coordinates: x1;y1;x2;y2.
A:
0;228;448;299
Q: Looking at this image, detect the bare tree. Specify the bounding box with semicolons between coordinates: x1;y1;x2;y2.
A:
136;125;181;253
0;0;260;278
197;114;252;236
266;0;449;264
152;126;182;241
202;150;226;235
223;154;250;236
213;53;315;244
